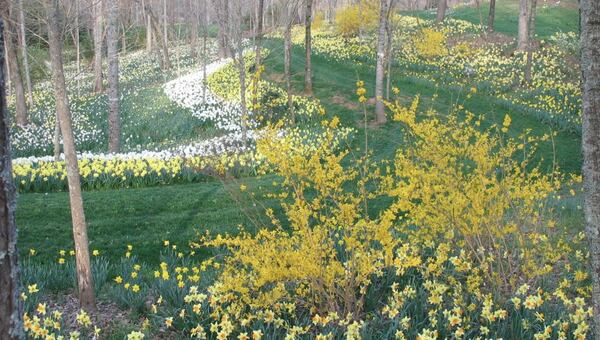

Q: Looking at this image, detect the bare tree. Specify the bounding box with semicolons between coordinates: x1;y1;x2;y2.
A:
140;0;171;69
92;0;104;92
17;0;33;107
283;0;300;123
107;0;120;152
436;0;446;23
304;0;313;94
213;0;231;58
189;0;198;59
252;0;265;109
581;0;600;336
1;1;28;125
45;0;96;311
0;17;23;340
487;0;495;32
202;0;208;102
517;0;535;50
374;0;394;124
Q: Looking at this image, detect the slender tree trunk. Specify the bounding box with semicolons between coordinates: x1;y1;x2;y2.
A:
93;0;104;93
2;31;27;126
189;0;198;59
142;2;171;69
17;0;33;107
45;0;96;312
202;0;208;102
143;0;152;52
74;0;81;94
385;20;393;100
53;112;60;161
436;0;446;23
517;0;530;50
0;18;23;340
305;0;313;94
284;23;294;123
121;22;127;54
375;0;393;124
252;0;264;110
107;0;120;153
581;0;600;336
163;0;168;54
487;0;496;32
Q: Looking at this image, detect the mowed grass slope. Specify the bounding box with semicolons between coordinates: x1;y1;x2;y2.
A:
414;0;580;38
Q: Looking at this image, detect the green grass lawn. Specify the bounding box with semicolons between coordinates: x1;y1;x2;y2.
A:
17;176;282;264
414;0;579;38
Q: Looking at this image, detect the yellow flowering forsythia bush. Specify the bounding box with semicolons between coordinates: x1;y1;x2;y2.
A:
22;96;589;339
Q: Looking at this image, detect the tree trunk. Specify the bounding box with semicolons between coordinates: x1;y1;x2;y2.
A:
284;23;294;123
517;0;530;50
17;0;33;107
487;0;495;32
436;0;446;23
581;0;600;336
2;31;27;126
74;0;81;94
1;2;27;126
375;0;392;124
162;0;168;55
45;0;96;312
0;18;24;340
143;0;152;52
107;0;120;153
202;0;208;103
189;0;198;59
252;0;265;110
93;0;103;93
53;111;60;161
304;0;313;94
121;22;127;54
142;2;171;69
214;0;231;58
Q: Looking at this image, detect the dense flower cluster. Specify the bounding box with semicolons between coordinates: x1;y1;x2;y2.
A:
21;99;589;339
287;17;581;132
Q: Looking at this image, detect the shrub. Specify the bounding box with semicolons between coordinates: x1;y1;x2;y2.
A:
335;1;379;37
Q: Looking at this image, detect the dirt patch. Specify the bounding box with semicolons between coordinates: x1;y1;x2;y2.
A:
331;95;360;110
41;294;132;336
266;72;285;83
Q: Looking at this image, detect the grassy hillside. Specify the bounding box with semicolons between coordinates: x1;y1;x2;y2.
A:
415;0;580;38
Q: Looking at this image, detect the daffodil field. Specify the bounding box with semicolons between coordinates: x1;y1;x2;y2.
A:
10;1;592;339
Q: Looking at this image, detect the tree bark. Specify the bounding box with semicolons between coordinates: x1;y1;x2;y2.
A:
305;0;313;94
107;0;120;153
74;0;81;94
517;0;530;50
202;0;208;102
17;0;33;107
45;0;96;312
142;1;171;69
143;0;152;52
436;0;446;23
93;0;104;93
284;23;293;123
375;0;393;124
581;0;600;336
1;2;27;126
0;18;23;340
487;0;495;32
162;0;168;56
252;0;264;110
189;0;198;59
